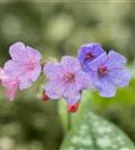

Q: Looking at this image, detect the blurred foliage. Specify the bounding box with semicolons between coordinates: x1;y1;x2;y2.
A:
0;1;135;150
0;97;64;150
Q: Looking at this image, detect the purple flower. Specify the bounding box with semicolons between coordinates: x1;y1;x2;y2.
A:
4;42;42;89
87;50;131;97
78;43;105;71
0;68;20;101
43;56;91;105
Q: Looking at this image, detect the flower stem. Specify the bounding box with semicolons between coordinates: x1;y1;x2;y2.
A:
67;112;72;130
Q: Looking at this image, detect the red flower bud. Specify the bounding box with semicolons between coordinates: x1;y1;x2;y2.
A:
41;90;49;102
67;102;80;113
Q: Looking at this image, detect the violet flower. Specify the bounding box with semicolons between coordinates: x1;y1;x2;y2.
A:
43;56;91;105
78;42;104;71
86;51;131;97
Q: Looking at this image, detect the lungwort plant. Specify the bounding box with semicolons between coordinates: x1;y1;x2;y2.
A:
0;42;133;150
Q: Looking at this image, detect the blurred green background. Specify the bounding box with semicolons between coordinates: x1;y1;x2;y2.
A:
0;1;135;150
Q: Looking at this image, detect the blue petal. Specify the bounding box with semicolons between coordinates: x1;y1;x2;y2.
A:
108;69;131;87
98;77;116;97
106;50;126;69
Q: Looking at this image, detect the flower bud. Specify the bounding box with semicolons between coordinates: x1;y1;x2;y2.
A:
67;102;80;113
41;90;49;102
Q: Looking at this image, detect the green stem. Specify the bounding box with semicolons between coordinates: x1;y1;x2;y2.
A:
67;112;72;130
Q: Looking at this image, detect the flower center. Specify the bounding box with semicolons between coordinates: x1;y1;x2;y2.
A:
85;52;94;61
27;58;36;71
28;63;36;71
64;73;75;82
98;66;108;77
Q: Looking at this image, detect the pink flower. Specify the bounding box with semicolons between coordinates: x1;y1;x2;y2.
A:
0;68;19;101
4;42;42;89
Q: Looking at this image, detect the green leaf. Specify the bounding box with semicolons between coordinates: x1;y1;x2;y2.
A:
60;111;135;150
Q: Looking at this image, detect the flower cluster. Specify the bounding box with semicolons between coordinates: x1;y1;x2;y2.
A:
0;42;131;113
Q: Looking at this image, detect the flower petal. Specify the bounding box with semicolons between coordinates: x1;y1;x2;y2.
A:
75;71;92;90
61;56;81;73
31;64;42;82
108;69;131;87
106;50;127;69
9;42;26;62
19;64;42;89
88;52;107;71
78;43;105;71
97;77;116;97
5;89;17;101
4;60;41;89
79;43;104;55
19;77;32;90
9;42;42;62
63;83;81;105
26;46;42;61
45;80;67;99
4;60;26;77
2;78;19;101
44;62;64;80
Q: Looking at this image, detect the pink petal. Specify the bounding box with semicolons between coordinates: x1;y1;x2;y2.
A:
9;42;26;62
4;60;41;90
31;64;42;82
4;60;26;77
2;78;19;101
9;42;42;62
26;46;42;61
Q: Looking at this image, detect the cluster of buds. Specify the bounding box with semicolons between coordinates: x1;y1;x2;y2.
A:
0;42;131;113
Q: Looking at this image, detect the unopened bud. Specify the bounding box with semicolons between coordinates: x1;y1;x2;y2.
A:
67;102;80;113
41;90;49;102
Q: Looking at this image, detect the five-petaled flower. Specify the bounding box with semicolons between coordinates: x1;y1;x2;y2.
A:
4;42;42;90
43;56;91;105
78;43;104;72
86;51;131;97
